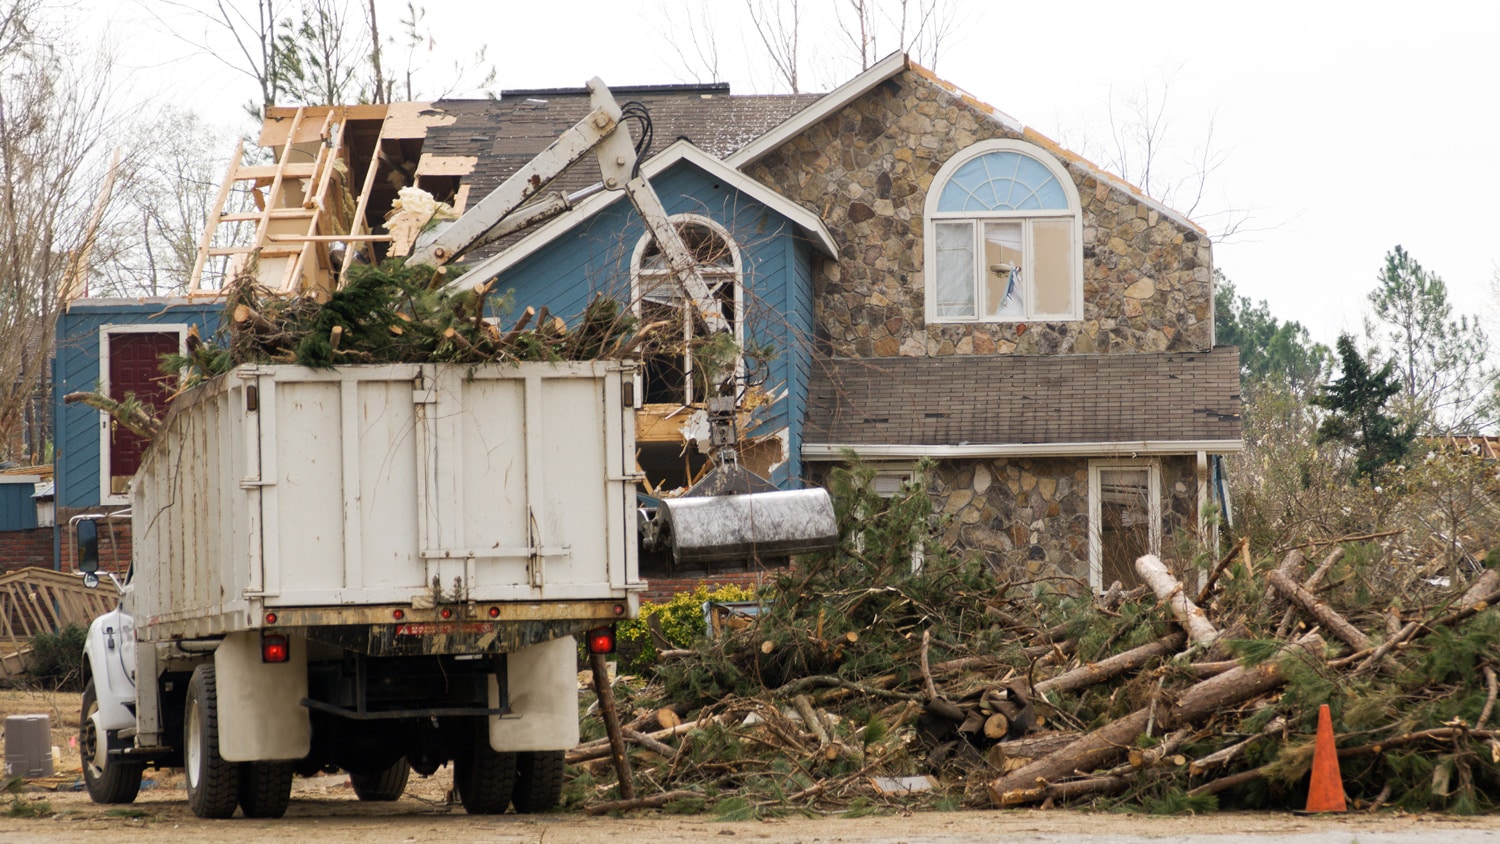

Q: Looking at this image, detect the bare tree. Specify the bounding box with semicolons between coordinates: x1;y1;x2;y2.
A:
661;0;723;86
745;0;800;93
0;2;125;462
89;109;230;298
1063;70;1252;244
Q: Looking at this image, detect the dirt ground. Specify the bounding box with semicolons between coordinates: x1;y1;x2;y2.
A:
7;690;1500;843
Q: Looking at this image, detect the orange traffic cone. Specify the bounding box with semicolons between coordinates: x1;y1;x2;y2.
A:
1304;703;1347;813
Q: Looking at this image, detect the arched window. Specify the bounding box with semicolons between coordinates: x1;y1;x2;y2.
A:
924;140;1083;323
630;215;743;405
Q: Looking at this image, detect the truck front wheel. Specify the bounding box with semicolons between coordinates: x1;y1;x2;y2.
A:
452;722;516;814
80;678;144;804
511;750;565;813
185;665;241;819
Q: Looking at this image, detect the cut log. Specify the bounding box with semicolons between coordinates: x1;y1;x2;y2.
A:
1275;546;1345;638
983;713;1011;740
1267;568;1371;651
988;633;1324;807
1135;555;1219;645
1033;632;1186;696
623;727;677;759
792;694;830;745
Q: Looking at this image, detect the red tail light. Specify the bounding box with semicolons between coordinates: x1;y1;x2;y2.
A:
586;626;616;655
262;634;289;664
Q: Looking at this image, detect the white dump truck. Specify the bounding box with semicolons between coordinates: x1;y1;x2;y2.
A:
78;361;644;817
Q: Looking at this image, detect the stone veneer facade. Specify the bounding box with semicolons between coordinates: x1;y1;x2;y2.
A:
751;66;1220;584
924;456;1199;582
746;68;1213;359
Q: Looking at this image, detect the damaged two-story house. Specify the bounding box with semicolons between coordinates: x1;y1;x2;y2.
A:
52;53;1239;590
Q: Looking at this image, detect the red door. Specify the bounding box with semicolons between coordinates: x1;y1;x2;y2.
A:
106;332;179;494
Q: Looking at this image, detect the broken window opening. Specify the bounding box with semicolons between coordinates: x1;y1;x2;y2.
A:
631;215;743;406
1088;460;1162;591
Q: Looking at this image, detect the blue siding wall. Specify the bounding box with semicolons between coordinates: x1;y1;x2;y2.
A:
0;480;38;530
491;160;816;488
53;300;223;510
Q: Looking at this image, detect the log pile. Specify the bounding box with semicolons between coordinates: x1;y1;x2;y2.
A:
568;465;1500;817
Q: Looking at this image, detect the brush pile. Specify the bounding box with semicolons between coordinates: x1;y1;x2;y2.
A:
206;261;649;376
569;461;1500;817
68;262;658;429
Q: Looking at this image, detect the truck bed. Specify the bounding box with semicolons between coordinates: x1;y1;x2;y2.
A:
130;361;642;644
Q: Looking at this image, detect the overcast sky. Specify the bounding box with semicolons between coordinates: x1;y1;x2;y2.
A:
78;0;1497;350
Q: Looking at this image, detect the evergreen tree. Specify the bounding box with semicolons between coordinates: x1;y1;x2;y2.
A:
1314;334;1415;479
1213;273;1330;396
1367;245;1492;433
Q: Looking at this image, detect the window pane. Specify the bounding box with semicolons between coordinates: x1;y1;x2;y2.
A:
934;221;976;317
1031;219;1074;317
982;222;1024;318
937;151;1069;211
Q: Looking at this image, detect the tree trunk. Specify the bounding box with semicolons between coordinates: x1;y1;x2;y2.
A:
1267;568;1371;651
988;634;1323;806
1033;632;1186;696
1136;555;1219;645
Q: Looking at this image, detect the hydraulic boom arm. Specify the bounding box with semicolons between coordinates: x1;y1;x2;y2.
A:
406;78;727;334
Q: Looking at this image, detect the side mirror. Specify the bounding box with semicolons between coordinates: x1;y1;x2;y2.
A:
77;519;99;575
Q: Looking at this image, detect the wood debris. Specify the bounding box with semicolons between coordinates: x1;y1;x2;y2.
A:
570;463;1500;817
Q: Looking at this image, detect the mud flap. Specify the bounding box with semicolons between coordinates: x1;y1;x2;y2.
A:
214;631;311;761
488;636;580;752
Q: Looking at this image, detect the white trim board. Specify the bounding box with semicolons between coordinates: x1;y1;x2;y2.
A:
444;140;839;294
801;440;1243;460
725;51;909;169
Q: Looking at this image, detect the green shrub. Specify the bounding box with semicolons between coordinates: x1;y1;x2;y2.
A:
27;624;88;691
617;584;757;673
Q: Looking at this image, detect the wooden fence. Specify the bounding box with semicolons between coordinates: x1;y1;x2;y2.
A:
0;567;118;678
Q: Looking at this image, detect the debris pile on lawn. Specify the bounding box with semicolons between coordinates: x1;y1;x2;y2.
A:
67;261;660;428
570;461;1500;817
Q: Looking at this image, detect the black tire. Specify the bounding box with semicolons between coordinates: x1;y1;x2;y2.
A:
185;665;241;819
350;757;410;802
80;677;144;804
511;750;565;813
452;722;516;815
238;760;295;818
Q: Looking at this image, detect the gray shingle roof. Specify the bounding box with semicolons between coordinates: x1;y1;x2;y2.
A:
425;86;820;201
804;349;1243;448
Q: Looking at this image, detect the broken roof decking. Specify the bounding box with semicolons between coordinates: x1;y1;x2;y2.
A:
803;348;1243;459
421;86;820;208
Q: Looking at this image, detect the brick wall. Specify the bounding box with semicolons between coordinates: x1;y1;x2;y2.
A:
639;569;776;604
0;528;54;571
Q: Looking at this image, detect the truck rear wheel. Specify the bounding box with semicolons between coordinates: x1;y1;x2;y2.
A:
351;757;410;801
185;665;241;819
238;760;295;818
80;678;144;804
453;722;516;815
511;750;565;813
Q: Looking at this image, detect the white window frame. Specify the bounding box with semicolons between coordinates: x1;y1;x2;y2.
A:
1087;458;1162;591
98;324;188;505
629;214;744;405
923;139;1084;325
